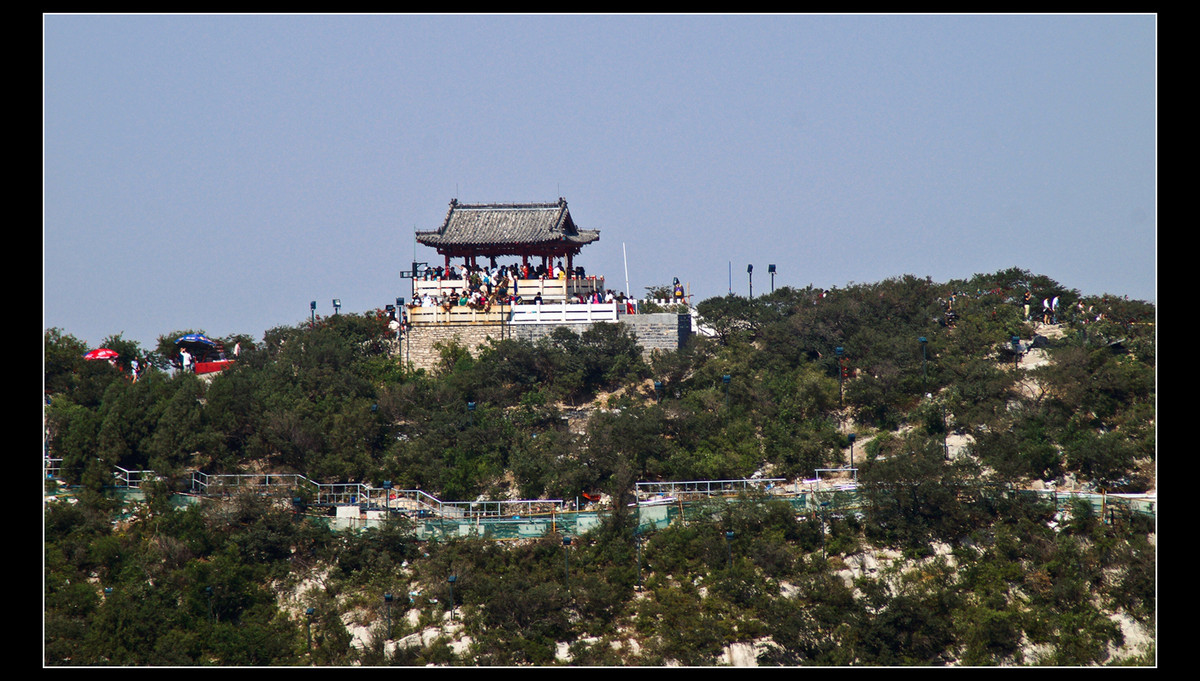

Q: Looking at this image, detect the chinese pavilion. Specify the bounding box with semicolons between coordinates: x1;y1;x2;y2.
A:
415;198;600;274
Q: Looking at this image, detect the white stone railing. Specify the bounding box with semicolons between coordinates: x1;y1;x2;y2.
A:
406;301;623;325
404;297;696;327
508;302;621;324
411;276;605;302
633;298;692;311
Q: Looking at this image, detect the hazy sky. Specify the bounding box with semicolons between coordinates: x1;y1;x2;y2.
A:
44;14;1156;351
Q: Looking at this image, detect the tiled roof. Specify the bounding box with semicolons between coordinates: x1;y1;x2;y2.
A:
416;198;600;249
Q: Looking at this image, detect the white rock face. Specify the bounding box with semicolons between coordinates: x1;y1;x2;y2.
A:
722;641;759;667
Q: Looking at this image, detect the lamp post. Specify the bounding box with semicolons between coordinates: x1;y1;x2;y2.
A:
747;264;754;298
820;502;831;559
722;374;731;411
332;298;341;316
447;575;457;621
310;301;316;329
562;536;572;587
634;528;643;590
848;433;856;473
919;337;928;393
725;530;735;569
397;297;407;366
305;607;315;650
467;401;476;427
942;400;950;461
384;593;393;638
654;380;663;403
835;347;845;407
768;264;776;293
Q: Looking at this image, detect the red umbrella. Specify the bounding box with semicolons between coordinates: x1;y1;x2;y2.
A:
83;348;119;361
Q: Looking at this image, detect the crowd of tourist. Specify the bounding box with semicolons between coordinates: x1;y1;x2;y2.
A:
407;260;637;314
417;261;584;285
935;286;1149;330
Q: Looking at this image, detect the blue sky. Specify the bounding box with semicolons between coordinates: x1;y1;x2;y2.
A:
44;14;1156;351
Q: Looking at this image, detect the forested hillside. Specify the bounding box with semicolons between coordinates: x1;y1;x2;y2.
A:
43;267;1155;666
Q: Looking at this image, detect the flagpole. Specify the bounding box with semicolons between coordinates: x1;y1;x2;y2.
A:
623;242;630;300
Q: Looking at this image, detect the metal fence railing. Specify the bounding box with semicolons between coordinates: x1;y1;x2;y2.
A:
48;464;1156;541
113;466;158;489
635;478;787;501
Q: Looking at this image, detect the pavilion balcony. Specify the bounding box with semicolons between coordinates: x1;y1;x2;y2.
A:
412;276;606;303
406;300;623;326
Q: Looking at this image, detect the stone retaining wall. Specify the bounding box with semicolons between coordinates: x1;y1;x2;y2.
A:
399;313;691;371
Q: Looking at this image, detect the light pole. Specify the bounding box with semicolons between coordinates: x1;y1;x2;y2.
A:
310;301;316;329
306;607;315;651
384;593;393;638
467;401;476;427
722;374;731;411
447;575;457;621
768;264;776;293
942;400;950;461
820;502;831;559
332;298;341;316
725;530;735;569
635;527;643;590
654;380;663;403
397;297;407;366
848;433;856;472
563;536;572;587
747;264;754;298
835;347;845;407
919;337;928;393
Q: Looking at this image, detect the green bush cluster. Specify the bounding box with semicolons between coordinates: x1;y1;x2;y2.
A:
44;492;335;665
44;267;1155;665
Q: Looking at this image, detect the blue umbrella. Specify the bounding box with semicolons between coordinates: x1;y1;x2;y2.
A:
175;334;216;346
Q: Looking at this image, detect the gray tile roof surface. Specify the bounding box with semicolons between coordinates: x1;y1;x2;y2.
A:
416;199;600;248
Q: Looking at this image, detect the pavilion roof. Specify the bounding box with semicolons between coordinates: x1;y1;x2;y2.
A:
415;198;600;254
